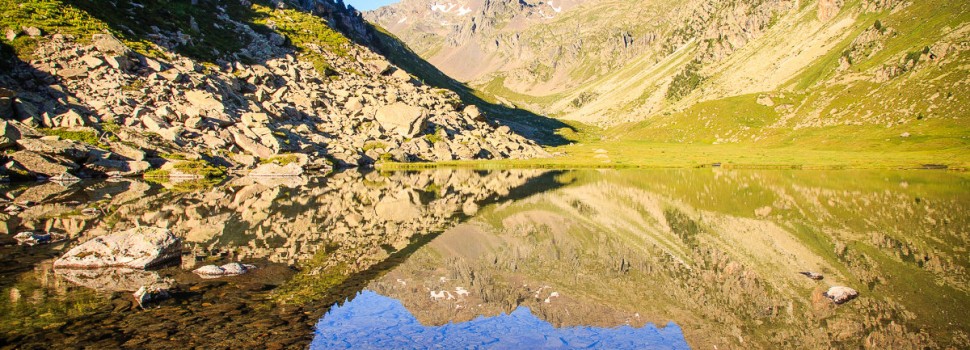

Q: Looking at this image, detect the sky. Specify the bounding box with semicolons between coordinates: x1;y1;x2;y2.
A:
345;0;399;11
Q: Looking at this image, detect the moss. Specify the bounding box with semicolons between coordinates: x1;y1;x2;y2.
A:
143;169;170;178
159;153;187;160
38;128;106;148
173;160;225;178
362;141;387;151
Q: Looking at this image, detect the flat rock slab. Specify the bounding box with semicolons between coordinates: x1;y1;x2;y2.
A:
248;162;304;177
54;227;181;269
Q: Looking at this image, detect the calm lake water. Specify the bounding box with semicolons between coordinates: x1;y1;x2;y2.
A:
0;169;967;349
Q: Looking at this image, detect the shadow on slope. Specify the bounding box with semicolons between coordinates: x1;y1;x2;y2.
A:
361;24;577;147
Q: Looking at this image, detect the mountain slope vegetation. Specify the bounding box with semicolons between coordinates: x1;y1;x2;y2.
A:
368;0;970;168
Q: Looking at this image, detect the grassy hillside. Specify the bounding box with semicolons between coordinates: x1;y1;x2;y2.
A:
408;0;969;169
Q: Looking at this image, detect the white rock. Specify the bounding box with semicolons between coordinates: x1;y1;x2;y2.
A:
54;227;181;269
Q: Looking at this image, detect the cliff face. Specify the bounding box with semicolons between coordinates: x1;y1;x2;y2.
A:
0;0;548;182
367;0;969;155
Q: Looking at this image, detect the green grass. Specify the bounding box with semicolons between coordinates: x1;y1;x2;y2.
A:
250;2;349;75
38;128;106;147
144;160;225;179
173;160;225;177
259;154;300;165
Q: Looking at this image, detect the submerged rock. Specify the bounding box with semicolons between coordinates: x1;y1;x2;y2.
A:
193;262;256;279
54;227;181;269
133;285;171;307
823;286;859;304
14;231;62;246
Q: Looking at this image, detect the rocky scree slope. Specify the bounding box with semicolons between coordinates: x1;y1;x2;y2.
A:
368;0;969;156
0;0;547;182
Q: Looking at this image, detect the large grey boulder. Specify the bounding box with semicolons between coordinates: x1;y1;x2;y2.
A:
92;33;130;55
9;150;78;177
54;227;181;269
375;103;428;137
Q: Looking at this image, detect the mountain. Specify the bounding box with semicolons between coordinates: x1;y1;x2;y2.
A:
0;0;548;182
367;0;969;159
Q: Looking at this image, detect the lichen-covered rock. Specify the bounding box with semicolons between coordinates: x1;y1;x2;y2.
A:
54;227;181;269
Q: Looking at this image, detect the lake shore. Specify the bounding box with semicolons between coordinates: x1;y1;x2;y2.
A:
377;142;970;171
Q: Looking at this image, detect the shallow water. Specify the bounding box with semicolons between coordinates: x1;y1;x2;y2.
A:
0;169;967;349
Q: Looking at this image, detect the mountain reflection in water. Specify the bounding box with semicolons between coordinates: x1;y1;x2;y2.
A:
313;290;689;349
0;169;967;349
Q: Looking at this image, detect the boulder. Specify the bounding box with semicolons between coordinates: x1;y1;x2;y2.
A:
230;128;275;158
58;109;89;128
93;33;130;55
192;262;256;279
823;286;858;304
248;162;304;177
105;55;130;71
17;138;93;161
81;55;105;69
0;87;14;119
0;120;22;148
57;68;88;80
391;69;411;82
9;150;79;177
86;159;151;177
141;114;171;132
54;227;181;269
370;59;392;74
111;143;146;161
22;26;41;37
463;105;483;121
242;112;270;127
184;90;223;111
375;103;428;137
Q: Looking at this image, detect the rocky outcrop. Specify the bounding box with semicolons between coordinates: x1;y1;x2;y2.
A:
54;227;181;269
0;2;548;182
818;0;845;21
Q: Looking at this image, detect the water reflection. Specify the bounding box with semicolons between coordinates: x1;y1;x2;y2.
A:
312;290;689;349
0;169;967;349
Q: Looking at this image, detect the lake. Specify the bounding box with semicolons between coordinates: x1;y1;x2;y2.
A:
0;169;967;349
